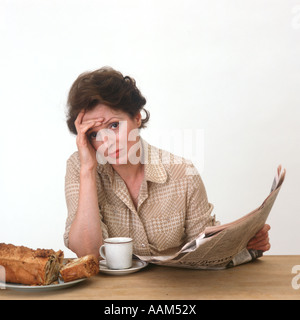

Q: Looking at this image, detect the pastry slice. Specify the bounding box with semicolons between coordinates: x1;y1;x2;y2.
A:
60;255;99;282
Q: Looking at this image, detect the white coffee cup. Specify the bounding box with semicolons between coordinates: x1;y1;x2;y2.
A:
99;237;133;269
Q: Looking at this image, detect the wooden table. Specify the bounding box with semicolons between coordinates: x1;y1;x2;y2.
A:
1;255;300;300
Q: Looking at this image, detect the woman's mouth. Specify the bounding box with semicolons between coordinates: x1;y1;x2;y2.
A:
108;149;121;157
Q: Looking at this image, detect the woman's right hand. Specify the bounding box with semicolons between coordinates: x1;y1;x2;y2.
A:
74;110;104;172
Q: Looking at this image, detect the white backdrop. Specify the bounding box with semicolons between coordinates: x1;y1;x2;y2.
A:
0;0;299;258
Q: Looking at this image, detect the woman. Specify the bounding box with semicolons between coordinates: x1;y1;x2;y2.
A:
64;67;270;260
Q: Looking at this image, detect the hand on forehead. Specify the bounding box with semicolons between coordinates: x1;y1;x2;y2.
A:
82;104;123;123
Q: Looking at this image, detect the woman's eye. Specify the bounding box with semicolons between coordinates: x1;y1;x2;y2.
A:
109;122;119;130
89;131;97;139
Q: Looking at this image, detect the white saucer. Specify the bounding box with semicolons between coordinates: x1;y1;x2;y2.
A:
99;259;148;275
2;278;86;292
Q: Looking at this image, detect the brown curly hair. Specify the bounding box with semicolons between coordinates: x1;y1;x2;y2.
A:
66;66;150;135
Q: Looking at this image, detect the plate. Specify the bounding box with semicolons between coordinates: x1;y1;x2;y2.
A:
99;259;148;275
2;278;86;292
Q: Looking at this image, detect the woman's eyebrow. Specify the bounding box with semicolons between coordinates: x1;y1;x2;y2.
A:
102;117;122;124
86;117;123;134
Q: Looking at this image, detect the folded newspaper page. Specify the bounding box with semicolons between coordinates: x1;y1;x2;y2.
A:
136;165;286;269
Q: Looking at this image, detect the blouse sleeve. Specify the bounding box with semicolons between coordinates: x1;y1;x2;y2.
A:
184;164;216;243
63;152;108;248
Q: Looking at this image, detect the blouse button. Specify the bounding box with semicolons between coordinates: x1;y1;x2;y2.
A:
141;243;146;248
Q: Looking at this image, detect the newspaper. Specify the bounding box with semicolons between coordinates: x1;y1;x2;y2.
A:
135;165;286;269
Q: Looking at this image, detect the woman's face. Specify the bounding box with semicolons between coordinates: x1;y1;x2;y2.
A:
83;104;142;165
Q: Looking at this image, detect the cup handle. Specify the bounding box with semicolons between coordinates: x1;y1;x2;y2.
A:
99;245;106;259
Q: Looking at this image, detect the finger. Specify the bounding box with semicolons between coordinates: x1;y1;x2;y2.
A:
251;236;270;246
248;232;269;246
247;236;270;249
251;231;269;242
82;115;105;122
248;233;264;244
262;224;271;232
252;224;271;240
78;120;103;136
81;117;105;126
75;110;85;126
74;110;86;134
248;227;270;241
74;111;104;126
255;231;269;240
255;224;271;236
247;245;270;252
247;242;271;252
77;118;104;136
260;224;271;235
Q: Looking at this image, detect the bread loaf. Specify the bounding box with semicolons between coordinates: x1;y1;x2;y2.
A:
60;255;99;282
0;243;64;285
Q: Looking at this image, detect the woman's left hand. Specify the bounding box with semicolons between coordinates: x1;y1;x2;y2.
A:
247;224;271;252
